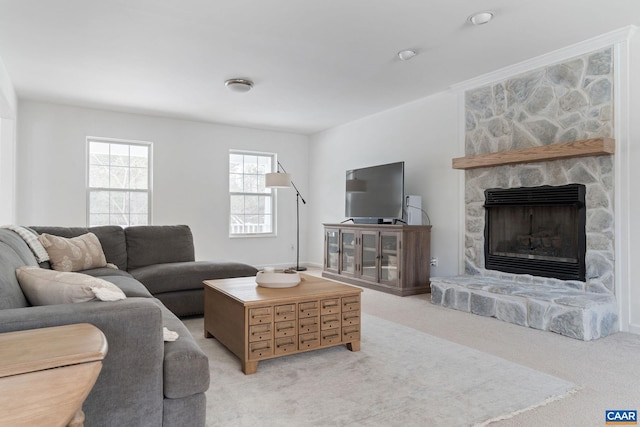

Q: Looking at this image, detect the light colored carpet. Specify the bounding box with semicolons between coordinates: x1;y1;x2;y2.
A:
183;314;576;426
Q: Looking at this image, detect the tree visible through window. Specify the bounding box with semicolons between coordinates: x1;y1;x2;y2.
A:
87;138;151;226
229;151;274;236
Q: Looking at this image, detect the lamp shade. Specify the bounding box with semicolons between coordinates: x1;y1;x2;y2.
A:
265;172;292;188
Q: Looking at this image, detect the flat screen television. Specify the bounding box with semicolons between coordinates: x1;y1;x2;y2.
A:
345;161;404;223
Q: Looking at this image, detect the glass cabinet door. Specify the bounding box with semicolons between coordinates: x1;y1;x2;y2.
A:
325;229;339;272
340;232;356;275
360;232;378;281
379;233;400;285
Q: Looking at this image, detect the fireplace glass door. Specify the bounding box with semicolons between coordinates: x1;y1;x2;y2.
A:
488;205;579;263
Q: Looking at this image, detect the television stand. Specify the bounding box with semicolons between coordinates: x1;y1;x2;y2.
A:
322;223;431;296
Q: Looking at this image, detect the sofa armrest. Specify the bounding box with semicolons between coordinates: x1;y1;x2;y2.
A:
0;298;165;426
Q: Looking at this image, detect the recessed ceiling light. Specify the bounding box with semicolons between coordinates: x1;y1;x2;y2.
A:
468;11;494;26
397;49;417;61
225;78;254;93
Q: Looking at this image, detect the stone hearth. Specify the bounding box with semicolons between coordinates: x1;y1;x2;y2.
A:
431;274;618;340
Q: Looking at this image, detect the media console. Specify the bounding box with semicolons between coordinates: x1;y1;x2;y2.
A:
322;223;431;296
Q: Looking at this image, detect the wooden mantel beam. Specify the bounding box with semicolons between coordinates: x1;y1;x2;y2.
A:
452;137;615;170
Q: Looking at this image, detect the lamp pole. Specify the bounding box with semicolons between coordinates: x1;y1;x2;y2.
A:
276;161;307;272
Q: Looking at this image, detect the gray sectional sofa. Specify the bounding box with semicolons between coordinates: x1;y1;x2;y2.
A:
0;224;258;426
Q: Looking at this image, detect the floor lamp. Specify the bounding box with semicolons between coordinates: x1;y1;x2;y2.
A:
265;161;307;272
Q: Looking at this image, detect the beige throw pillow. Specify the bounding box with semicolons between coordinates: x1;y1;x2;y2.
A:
37;232;107;272
16;266;126;305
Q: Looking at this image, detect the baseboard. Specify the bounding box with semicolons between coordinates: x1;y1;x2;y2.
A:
305;262;323;269
628;323;640;335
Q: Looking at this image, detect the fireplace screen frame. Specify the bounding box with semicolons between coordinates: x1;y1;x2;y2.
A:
484;184;586;281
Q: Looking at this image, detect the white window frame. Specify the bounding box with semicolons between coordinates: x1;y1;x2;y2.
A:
229;150;277;238
86;137;153;227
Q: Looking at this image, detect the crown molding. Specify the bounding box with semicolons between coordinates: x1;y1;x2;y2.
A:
450;25;638;94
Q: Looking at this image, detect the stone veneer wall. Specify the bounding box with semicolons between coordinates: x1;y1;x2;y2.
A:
464;47;615;294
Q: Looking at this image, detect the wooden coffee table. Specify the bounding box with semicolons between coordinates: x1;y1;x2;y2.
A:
203;273;362;374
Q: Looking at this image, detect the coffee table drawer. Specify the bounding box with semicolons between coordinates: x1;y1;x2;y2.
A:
299;301;319;318
249;340;272;360
274;336;296;355
299;317;319;334
274;320;296;338
342;295;360;312
342;311;360;326
249;324;271;342
299;332;319;350
320;298;340;315
249;307;272;325
321;314;340;330
274;304;296;321
321;328;341;346
342;325;360;341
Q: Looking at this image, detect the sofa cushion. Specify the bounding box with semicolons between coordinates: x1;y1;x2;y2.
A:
154;289;204;317
16;267;127;305
129;260;258;295
152;299;210;399
0;229;39;309
38;232;107;272
0;228;40;267
89;226;128;270
30;226;128;270
80;267;134;279
3;225;50;262
0;247;31;309
125;225;195;270
97;275;153;298
0;246;31;309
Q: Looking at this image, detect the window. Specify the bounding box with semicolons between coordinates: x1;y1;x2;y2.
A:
229;151;274;236
87;138;151;227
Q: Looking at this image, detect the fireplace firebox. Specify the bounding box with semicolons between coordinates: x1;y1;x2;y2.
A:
484;184;586;281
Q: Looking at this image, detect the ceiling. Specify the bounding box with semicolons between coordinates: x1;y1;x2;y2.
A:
1;1;639;135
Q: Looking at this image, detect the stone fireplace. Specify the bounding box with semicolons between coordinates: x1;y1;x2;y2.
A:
430;47;619;340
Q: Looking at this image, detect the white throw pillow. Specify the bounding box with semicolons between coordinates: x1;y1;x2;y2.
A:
16;266;126;305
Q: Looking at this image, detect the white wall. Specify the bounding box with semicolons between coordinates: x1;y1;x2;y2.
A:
307;92;461;277
16;101;309;267
0;55;17;225
626;33;640;333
